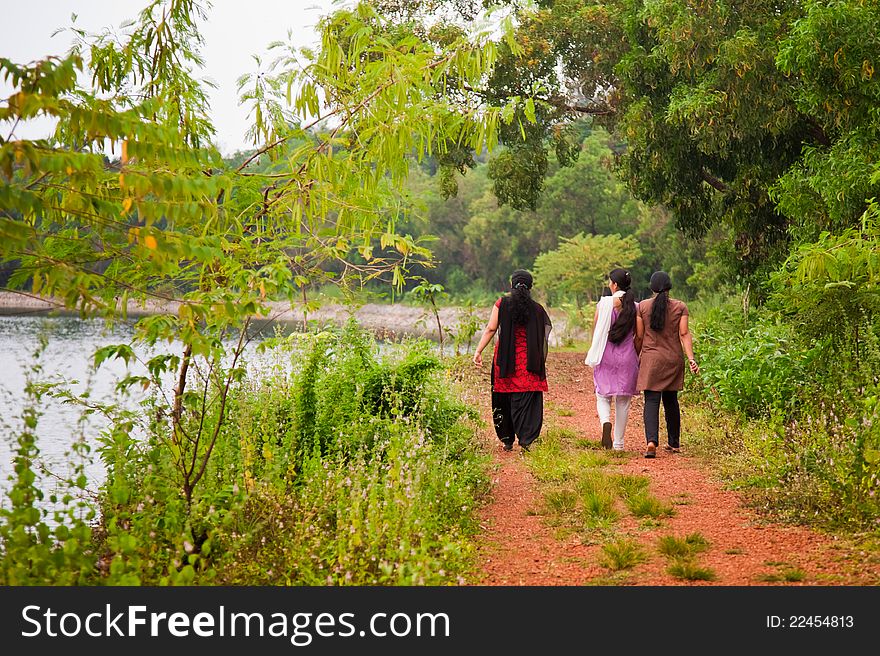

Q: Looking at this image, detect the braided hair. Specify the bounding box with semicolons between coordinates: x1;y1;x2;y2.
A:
509;269;534;325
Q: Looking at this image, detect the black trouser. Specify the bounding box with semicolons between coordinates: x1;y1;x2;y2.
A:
492;390;544;447
643;390;680;448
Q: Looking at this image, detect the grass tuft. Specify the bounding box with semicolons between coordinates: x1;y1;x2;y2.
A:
667;558;717;581
544;488;578;515
658;533;710;558
757;567;806;583
613;473;650;499
600;538;648;571
626;493;676;519
581;489;619;522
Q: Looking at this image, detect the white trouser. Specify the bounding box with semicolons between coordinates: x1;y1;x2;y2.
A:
595;394;632;450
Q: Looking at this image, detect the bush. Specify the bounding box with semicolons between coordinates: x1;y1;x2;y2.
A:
2;322;489;585
692;304;818;420
688;296;880;529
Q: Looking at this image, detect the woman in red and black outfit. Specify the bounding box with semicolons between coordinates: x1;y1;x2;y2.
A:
473;270;552;452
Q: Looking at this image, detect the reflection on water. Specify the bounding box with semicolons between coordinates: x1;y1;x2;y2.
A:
0;313;451;507
0;315;133;498
0;314;294;501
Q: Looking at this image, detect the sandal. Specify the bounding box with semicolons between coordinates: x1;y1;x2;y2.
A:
663;445;681;453
644;443;657;459
601;422;613;450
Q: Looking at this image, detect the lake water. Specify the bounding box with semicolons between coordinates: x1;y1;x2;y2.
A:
0;314;301;503
0;313;452;505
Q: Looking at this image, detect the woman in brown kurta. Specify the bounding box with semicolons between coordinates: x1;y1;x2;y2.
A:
635;271;699;458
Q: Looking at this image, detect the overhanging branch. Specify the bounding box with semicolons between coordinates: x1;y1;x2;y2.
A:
701;169;729;193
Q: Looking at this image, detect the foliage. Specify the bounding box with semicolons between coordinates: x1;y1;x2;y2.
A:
687;289;880;529
447;302;483;356
410;278;448;350
0;346;96;585
395;0;879;288
0;0;511;585
210;326;489;585
600;538;647;571
397;128;685;296
533;232;642;305
1;323;489;584
773;0;880;239
695;308;818;420
771;201;880;358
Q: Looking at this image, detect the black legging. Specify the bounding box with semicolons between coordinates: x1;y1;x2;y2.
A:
643;390;680;448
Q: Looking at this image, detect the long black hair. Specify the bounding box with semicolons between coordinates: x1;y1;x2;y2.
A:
649;271;672;331
607;268;636;344
509;269;534;325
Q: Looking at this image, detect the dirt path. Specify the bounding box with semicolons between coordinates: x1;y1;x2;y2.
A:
462;352;880;586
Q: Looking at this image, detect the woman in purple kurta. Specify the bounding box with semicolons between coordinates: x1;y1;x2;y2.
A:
589;269;640;450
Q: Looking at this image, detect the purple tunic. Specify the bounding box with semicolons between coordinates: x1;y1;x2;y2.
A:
593;308;640;396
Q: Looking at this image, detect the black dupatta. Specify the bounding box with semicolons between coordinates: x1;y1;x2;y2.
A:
496;296;552;380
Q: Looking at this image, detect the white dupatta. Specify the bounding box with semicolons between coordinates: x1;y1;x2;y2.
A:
585;290;626;367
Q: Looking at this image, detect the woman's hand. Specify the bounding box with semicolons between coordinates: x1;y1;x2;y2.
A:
473;352;483;367
688;358;699;375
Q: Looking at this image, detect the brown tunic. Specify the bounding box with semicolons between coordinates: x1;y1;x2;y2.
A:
636;296;689;391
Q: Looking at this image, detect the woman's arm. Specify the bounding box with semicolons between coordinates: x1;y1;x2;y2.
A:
679;314;699;374
473;304;500;366
635;314;644;354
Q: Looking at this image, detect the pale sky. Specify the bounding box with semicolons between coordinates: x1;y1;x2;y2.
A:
1;0;342;155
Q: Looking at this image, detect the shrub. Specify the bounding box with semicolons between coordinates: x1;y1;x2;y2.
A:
600;539;647;571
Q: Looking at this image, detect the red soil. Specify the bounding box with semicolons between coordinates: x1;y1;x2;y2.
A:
464;352;880;586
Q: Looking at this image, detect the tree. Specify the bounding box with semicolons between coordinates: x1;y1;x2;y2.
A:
537;128;641;241
0;0;512;533
772;1;880;240
383;0;879;286
533;232;642;306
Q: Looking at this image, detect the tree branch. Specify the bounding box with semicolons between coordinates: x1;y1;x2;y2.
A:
801;114;831;148
701;169;730;193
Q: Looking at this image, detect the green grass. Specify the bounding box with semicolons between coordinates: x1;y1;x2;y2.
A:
600;538;648;571
613;473;651;499
780;568;807;582
581;489;619;522
724;547;745;555
556;407;575;417
527;435;572;483
658;533;710;558
757;567;806;583
544;488;578;515
585;571;632;586
576;469;617;495
575;438;605;451
683;532;710;551
626;493;676;519
544;425;579;442
667;558;717;581
639;518;665;530
576;451;612;469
